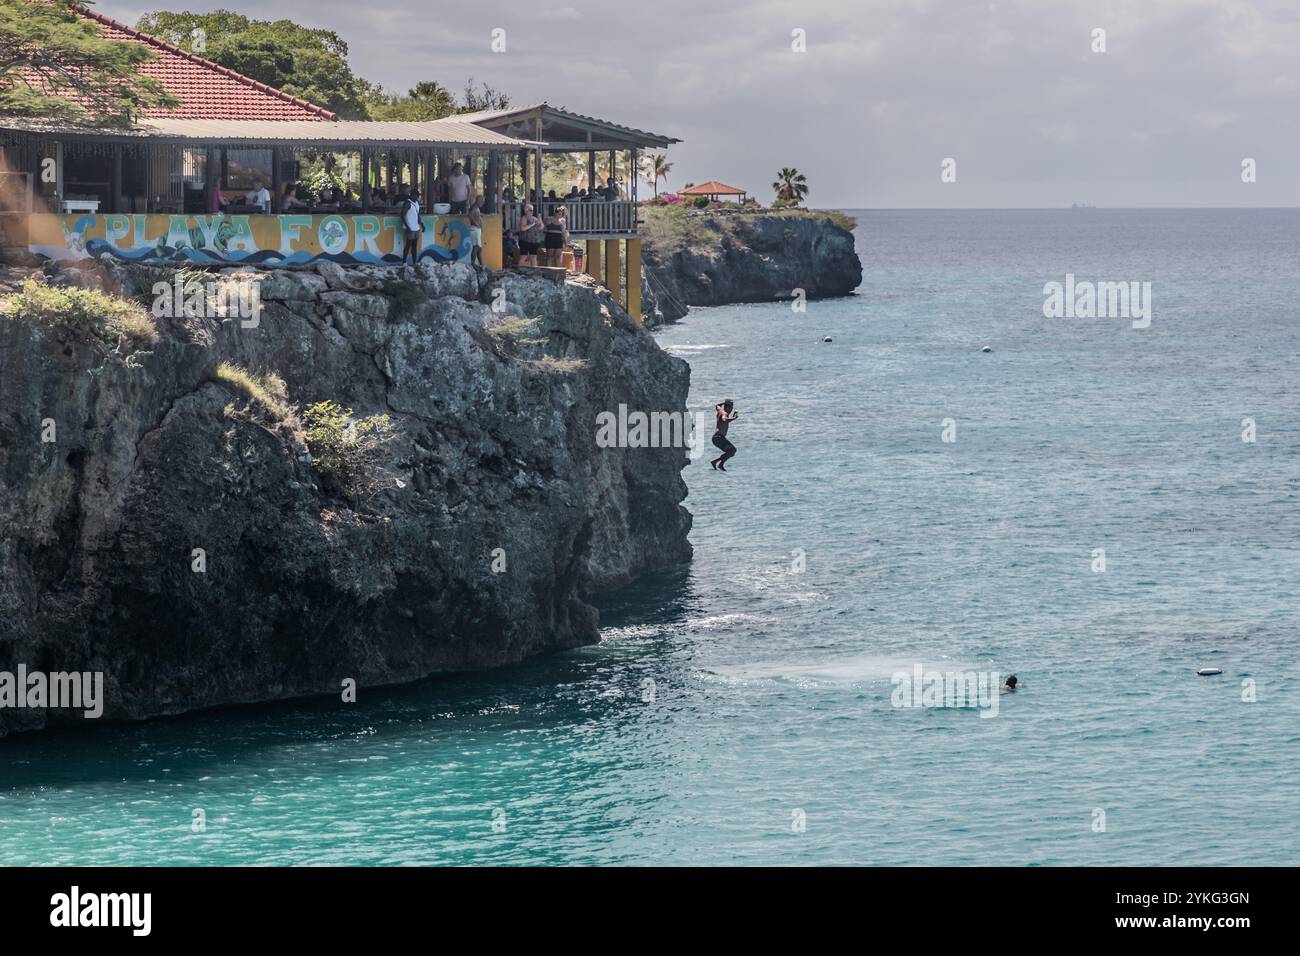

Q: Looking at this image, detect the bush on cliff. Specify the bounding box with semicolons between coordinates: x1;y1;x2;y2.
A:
0;278;156;345
302;400;397;500
214;363;294;420
641;205;857;260
530;355;587;373
485;314;541;341
640;204;711;251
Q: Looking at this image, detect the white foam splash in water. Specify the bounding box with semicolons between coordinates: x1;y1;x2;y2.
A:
663;343;730;354
704;655;986;688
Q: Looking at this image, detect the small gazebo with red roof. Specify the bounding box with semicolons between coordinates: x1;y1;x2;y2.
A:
679;181;747;203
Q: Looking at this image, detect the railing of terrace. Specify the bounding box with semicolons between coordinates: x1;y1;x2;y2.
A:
500;200;637;237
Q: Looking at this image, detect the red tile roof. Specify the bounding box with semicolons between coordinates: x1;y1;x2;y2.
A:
679;181;747;196
49;5;335;121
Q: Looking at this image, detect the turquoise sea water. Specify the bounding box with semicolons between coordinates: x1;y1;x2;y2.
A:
2;209;1297;866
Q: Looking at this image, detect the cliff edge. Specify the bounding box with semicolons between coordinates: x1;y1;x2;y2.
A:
640;207;862;323
0;260;692;734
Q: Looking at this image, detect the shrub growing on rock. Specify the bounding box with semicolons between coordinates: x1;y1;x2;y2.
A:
302;400;397;500
214;363;293;420
531;355;587;373
0;278;156;344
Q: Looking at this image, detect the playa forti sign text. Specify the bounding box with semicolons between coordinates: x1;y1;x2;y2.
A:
25;212;502;269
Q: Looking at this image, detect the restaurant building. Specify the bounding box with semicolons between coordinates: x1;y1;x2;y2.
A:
0;5;676;320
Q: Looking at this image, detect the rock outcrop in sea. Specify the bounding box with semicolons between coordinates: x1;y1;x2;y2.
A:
640;209;863;323
0;259;692;735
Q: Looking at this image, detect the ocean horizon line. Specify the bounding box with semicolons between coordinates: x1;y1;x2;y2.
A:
816;205;1300;212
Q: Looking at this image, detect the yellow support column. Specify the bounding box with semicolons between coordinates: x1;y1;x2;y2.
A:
585;239;602;280
626;238;642;324
604;238;621;305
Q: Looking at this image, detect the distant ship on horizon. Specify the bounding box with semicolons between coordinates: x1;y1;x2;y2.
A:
1071;202;1097;209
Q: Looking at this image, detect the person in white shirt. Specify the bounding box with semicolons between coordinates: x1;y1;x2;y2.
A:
400;188;422;266
467;195;484;268
245;180;271;213
447;163;472;213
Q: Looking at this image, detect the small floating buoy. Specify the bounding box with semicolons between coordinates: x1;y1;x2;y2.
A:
823;336;832;342
981;346;992;353
1197;667;1223;676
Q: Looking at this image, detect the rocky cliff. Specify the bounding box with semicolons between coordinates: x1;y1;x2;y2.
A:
0;260;692;735
640;208;863;323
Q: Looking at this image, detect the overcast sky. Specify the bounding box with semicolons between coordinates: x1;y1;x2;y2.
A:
107;0;1300;208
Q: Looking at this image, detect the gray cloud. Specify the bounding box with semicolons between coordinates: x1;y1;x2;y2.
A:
111;0;1300;207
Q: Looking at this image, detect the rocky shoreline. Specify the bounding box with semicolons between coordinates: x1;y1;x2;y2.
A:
0;259;692;735
640;208;863;323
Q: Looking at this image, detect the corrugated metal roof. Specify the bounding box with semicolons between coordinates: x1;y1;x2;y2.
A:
458;102;680;147
0;117;156;139
455;103;550;123
135;118;541;147
0;116;541;147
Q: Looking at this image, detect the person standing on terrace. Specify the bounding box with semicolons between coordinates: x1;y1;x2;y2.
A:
448;163;472;213
543;206;566;267
400;188;423;266
517;204;543;267
467;196;484;269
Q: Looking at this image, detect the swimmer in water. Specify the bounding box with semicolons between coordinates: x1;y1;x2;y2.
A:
1002;674;1019;693
710;398;739;471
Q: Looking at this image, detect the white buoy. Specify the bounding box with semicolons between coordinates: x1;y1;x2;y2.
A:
981;346;992;353
823;336;832;342
1197;667;1223;676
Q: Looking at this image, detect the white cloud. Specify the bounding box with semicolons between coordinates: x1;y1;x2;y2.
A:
108;0;1300;206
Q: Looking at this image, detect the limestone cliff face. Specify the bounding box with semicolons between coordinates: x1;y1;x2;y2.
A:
641;210;863;323
0;261;692;735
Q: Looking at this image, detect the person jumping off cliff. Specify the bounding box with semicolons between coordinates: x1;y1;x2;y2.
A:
710;399;739;471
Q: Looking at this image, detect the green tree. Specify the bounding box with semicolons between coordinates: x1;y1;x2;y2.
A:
642;153;673;198
459;78;510;113
0;0;178;126
772;167;809;207
365;80;457;121
135;10;368;117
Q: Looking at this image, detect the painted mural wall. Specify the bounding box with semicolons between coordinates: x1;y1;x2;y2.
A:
25;213;503;270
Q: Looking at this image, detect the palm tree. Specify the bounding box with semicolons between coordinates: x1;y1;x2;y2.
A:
406;81;456;119
772;167;809;207
642;153;674;197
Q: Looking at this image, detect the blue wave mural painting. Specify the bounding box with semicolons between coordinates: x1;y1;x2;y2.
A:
27;213;501;269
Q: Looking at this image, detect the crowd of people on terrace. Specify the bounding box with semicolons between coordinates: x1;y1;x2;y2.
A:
501;176;626;207
206;162;481;216
201;159;633;272
204;161;626;220
497;177;628;267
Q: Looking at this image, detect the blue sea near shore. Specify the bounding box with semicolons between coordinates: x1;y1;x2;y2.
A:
2;209;1298;866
